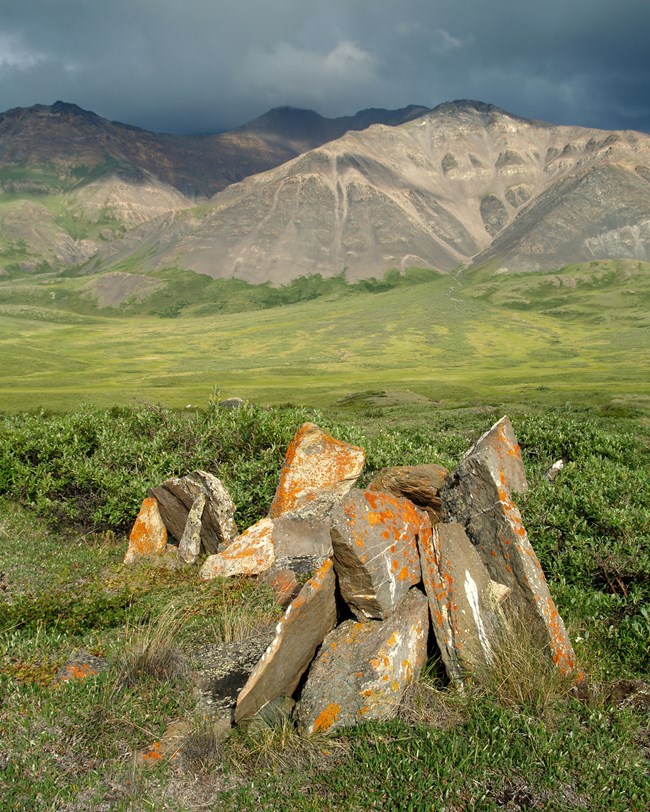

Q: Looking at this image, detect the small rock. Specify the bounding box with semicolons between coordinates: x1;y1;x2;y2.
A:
55;650;109;683
124;497;168;563
219;397;246;410
297;588;429;734
235;559;338;723
200;517;275;579
368;463;448;524
544;459;564;483
330;489;424;620
270;423;365;517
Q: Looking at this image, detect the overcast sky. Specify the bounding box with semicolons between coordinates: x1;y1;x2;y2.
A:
0;0;648;135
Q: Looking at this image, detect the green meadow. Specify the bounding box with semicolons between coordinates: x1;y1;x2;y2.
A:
0;259;648;412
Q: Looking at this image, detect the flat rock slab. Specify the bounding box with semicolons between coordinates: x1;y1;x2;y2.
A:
124;497;168;563
271;492;335;560
330;489;424;620
368;463;448;524
297;588;429;734
235;559;338;723
259;568;302;607
418;522;506;682
200;517;275;580
270;423;365;517
150;470;238;555
441;419;576;676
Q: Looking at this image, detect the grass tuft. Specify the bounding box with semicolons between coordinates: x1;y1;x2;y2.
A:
117;604;187;687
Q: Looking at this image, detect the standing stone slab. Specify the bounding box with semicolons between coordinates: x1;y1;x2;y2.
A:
330;489;424;620
235;559;338;723
269;423;365;518
418;522;506;682
441;418;576;676
150;470;238;554
178;493;206;565
297;588;429;734
124;497;168;563
200;517;275;580
368;463;448;524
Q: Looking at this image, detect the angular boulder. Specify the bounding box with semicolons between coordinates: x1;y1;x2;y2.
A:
418;522;506;682
330;489;424;620
269;423;365;517
200;518;275;580
178;493;206;565
297;588;429;734
368;463;448;524
235;559;338;723
150;470;238;555
441;418;576;675
124;497;168;563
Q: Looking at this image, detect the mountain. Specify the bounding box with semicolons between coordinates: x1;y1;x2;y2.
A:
0;100;429;198
93;100;650;283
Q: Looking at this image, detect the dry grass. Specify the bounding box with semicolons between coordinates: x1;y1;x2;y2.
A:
117;603;187;687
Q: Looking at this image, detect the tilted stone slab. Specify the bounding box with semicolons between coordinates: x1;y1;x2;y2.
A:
235;559;338;723
418;522;506;682
271;492;335;560
330;489;424;620
441;419;576;676
178;493;206;565
124;497;168;563
269;423;365;518
297;588;429;734
368;463;448;524
200;517;275;580
150;470;238;554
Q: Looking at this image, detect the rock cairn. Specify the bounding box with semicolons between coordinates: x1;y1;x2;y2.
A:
124;418;577;733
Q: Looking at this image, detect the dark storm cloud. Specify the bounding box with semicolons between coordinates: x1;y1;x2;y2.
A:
0;0;648;134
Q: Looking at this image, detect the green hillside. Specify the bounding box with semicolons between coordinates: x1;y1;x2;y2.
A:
0;260;648;412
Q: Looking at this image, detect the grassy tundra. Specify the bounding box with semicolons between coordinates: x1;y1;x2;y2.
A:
0;398;648;810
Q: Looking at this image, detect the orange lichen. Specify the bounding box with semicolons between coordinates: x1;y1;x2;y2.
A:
312;703;341;733
60;663;98;682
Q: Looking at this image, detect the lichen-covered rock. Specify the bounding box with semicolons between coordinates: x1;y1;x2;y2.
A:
235;559;338;723
55;650;109;683
178;493;206;565
368;463;448;524
200;518;275;580
330;489;424;620
150;470;238;555
124;497;168;563
259;568;302;607
271;492;335;560
441;418;576;676
418;522;506;682
269;423;365;517
297;588;429;734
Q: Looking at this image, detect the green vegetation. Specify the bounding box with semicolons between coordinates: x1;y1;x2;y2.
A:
0;259;648;412
1;399;648;809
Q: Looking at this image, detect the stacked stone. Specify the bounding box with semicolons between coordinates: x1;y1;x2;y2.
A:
124;417;577;734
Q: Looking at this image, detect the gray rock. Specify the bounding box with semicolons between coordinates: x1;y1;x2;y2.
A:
178;493;206;564
235;559;338;723
297;588;429;734
330;489;424;620
418;522;506;682
440;418;577;676
150;470;238;555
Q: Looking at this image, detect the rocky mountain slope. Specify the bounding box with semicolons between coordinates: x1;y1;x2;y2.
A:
96;100;650;282
0;100;429;274
1;99;649;286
